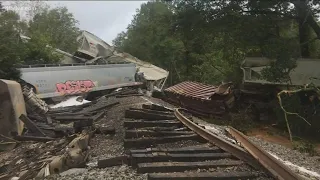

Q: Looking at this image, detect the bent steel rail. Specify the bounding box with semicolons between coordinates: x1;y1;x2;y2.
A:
174;108;302;180
174;108;261;169
227;127;302;180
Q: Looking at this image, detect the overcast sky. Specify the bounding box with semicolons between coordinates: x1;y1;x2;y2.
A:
3;1;147;44
48;1;147;44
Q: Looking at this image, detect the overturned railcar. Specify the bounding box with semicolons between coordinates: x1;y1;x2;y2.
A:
20;63;141;99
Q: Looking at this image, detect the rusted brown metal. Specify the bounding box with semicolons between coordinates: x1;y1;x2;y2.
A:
164;81;234;116
174;108;261;169
227;127;302;180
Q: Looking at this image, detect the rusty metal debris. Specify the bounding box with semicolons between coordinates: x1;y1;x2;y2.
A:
163;81;235;116
227;127;302;180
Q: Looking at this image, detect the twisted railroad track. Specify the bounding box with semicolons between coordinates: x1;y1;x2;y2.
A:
101;103;301;180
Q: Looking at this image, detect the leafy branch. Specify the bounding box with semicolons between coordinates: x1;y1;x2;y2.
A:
277;78;320;141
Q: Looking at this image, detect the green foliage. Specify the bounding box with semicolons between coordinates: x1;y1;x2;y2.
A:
114;0;320;85
292;140;317;156
0;10;24;80
261;38;299;83
0;3;80;80
22;32;62;65
28;7;80;53
274;89;320;141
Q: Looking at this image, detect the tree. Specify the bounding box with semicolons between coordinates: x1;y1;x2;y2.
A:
7;0;49;21
0;3;78;80
0;2;4;13
113;1;185;84
28;7;80;53
113;31;127;48
114;0;320;85
0;10;24;80
21;31;61;65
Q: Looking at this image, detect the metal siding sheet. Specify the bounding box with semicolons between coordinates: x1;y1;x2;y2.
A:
165;81;218;99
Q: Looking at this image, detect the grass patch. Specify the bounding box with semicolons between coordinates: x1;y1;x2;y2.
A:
292;140;318;156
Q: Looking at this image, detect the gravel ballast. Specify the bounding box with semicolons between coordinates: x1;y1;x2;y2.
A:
249;136;320;179
46;165;147;180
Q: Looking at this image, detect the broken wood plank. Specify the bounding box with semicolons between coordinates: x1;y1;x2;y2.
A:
92;111;105;122
98;126;115;135
53;116;92;121
124;134;201;149
141;127;188;131
97;156;128;168
142;104;173;112
19;114;46;137
73;119;94;132
125;130;194;138
129;146;222;154
137;160;243;173
147;172;257;180
129;108;173;115
49;112;94;117
125;109;175;120
14;135;55;142
124;120;182;129
116;94;143;98
131;153;233;165
86;102;119;113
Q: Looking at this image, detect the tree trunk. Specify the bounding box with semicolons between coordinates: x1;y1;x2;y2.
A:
299;20;310;57
293;0;320;57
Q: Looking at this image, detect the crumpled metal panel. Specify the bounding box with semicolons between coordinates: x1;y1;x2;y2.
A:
164;81;234;116
165;81;218;99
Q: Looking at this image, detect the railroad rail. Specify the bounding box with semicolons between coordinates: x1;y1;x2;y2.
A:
116;104;271;179
97;103;301;179
228;127;302;180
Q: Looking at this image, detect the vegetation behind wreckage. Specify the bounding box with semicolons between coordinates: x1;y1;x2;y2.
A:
0;1;79;80
113;0;320;140
1;1;320;140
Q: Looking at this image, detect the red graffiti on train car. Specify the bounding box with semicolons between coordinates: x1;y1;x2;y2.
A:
56;80;95;95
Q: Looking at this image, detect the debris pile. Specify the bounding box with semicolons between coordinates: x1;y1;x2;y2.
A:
0;88;141;179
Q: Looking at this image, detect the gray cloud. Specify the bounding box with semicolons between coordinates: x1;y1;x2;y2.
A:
47;1;147;44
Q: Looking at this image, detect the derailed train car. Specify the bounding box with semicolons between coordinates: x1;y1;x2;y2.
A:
19;30;169;99
20;63;141;99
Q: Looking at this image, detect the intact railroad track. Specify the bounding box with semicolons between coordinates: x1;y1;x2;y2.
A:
99;103;301;180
